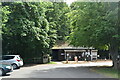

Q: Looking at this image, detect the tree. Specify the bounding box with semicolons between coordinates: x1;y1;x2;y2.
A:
2;2;51;59
46;2;70;43
1;2;70;63
68;2;119;69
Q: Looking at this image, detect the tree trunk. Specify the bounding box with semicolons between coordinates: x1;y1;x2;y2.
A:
109;42;118;69
112;54;118;69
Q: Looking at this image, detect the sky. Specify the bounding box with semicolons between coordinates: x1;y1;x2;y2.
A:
65;0;75;6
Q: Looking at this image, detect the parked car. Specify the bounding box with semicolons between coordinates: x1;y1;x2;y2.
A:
1;55;23;69
0;63;13;76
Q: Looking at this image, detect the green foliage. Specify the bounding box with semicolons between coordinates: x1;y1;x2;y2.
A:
91;67;118;78
68;2;119;50
47;61;57;64
1;2;70;60
68;2;119;69
2;2;52;58
1;4;10;34
46;2;70;41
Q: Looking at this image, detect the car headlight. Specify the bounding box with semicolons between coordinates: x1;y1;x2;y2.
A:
6;66;11;69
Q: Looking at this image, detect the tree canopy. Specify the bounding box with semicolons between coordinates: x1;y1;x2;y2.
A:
68;2;119;68
68;2;119;48
1;1;119;68
1;2;70;59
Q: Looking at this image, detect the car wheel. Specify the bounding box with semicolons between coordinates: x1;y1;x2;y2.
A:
17;66;20;69
12;64;18;70
0;69;2;76
0;69;6;76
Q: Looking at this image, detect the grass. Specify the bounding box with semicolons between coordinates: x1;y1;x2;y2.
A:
91;67;119;78
47;61;57;64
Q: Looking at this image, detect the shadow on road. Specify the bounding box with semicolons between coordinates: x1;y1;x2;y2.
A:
22;64;42;67
2;74;10;77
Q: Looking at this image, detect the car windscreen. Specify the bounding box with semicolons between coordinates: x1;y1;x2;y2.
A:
2;56;15;60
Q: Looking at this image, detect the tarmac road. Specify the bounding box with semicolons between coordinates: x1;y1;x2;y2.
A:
0;62;113;78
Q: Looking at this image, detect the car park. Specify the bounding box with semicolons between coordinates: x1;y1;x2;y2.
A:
0;63;13;76
1;55;23;70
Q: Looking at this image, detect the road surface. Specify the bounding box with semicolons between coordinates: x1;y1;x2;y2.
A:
0;61;113;78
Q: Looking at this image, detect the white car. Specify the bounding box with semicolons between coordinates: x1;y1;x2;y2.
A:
1;55;23;69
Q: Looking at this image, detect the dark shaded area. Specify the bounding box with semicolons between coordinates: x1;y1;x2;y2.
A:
98;50;110;59
118;1;120;80
52;48;96;61
27;67;113;78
